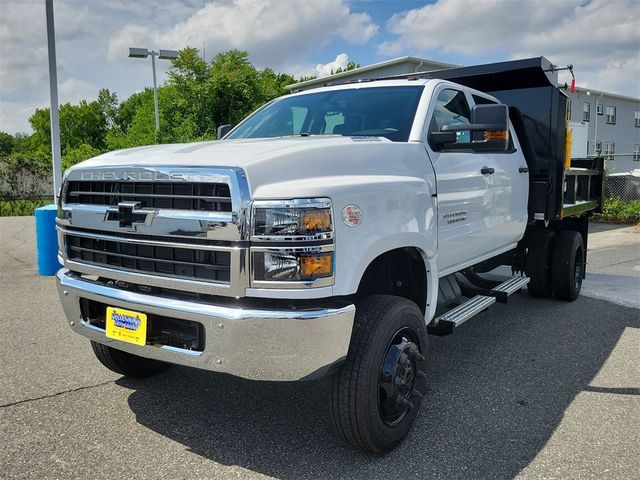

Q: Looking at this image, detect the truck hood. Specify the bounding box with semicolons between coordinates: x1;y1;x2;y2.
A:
71;136;428;199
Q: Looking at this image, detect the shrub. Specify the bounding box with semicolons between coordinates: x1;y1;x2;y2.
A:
595;197;640;224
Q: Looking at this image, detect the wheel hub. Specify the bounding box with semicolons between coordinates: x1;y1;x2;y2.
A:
378;330;425;426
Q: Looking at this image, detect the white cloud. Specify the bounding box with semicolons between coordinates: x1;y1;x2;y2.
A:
0;99;45;133
378;0;640;97
0;1;93;94
315;53;350;77
58;78;98;104
0;0;379;134
280;53;356;80
107;0;378;68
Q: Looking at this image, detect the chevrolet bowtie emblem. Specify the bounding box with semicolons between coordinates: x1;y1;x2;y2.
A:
105;201;156;229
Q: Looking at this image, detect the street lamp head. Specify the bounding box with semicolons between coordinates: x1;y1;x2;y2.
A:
128;47;149;58
128;46;179;135
159;49;179;60
586;90;591;95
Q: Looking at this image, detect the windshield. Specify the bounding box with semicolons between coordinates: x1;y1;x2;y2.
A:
227;86;424;142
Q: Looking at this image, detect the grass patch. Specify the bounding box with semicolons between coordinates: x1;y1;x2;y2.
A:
593;197;640;224
0;198;52;216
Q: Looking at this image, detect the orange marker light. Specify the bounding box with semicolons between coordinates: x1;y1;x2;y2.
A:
300;253;333;279
484;130;509;141
302;210;331;233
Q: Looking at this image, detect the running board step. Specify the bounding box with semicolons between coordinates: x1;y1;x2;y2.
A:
428;276;530;336
490;276;530;303
428;295;495;336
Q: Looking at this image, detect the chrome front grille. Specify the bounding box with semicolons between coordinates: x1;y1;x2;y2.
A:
58;166;250;297
65;181;231;212
65;233;231;283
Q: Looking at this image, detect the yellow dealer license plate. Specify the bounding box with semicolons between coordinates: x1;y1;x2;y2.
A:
106;307;147;346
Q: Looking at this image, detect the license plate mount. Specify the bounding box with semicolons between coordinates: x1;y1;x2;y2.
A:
105;307;147;346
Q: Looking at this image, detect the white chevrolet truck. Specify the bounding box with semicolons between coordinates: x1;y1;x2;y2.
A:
56;58;602;454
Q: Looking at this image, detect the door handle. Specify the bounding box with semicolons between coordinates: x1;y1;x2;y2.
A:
481;166;495;175
519;167;529;173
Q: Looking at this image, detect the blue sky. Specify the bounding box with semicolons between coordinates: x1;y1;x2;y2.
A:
1;0;638;133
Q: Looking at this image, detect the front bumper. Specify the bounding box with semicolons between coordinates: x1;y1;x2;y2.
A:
56;269;355;381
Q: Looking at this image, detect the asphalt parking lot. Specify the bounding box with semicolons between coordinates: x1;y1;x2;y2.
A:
1;217;638;479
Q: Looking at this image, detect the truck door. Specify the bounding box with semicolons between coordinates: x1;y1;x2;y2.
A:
470;94;529;248
425;86;498;273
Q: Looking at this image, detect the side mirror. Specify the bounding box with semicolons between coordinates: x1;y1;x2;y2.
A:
217;124;233;139
434;104;509;152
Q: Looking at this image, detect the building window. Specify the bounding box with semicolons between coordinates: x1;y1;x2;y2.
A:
595;141;602;155
635;111;640;127
582;102;590;122
605;106;616;124
604;142;615;160
566;99;572;120
634;145;640;161
596;104;603;115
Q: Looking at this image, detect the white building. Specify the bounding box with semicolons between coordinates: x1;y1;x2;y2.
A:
566;87;640;173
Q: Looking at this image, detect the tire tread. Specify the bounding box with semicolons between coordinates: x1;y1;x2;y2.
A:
330;295;425;454
552;231;584;301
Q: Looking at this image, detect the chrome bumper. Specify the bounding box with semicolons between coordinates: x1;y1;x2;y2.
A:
56;269;355;381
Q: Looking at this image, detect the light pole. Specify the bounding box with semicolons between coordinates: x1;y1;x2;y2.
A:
45;0;61;201
128;48;179;132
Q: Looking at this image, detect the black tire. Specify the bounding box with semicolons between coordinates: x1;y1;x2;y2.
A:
552;231;585;301
526;230;556;298
91;341;171;378
329;295;427;455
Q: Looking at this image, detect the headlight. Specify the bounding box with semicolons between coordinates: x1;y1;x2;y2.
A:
253;249;333;282
250;199;334;286
252;199;333;240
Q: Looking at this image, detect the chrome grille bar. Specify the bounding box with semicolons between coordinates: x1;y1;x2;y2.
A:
65;233;231;283
65;181;232;212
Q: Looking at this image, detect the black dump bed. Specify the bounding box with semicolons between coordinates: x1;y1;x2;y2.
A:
416;57;604;221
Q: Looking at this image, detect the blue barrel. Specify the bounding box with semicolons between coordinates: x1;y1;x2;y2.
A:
35;204;62;276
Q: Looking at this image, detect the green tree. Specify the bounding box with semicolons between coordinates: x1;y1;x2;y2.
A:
332;61;360;75
259;68;296;101
0;131;14;156
167;49;279;138
10;48;324;173
166;47;214;139
97;89;119;128
62;143;103;171
208;50;264;127
29;99;109;154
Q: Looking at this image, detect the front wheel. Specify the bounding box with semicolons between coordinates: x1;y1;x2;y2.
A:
329;295;427;455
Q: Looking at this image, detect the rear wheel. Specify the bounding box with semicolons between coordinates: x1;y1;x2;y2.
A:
91;341;171;378
527;230;556;298
329;295;427;455
552;231;585;301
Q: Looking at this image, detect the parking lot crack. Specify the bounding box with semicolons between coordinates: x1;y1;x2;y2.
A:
0;380;115;408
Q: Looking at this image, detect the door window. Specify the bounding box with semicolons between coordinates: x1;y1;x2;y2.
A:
430;88;471;144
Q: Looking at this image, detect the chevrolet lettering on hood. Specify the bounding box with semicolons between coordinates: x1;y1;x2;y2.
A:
80;169;188;181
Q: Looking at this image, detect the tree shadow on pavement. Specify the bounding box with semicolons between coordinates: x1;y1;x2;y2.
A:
117;295;639;480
